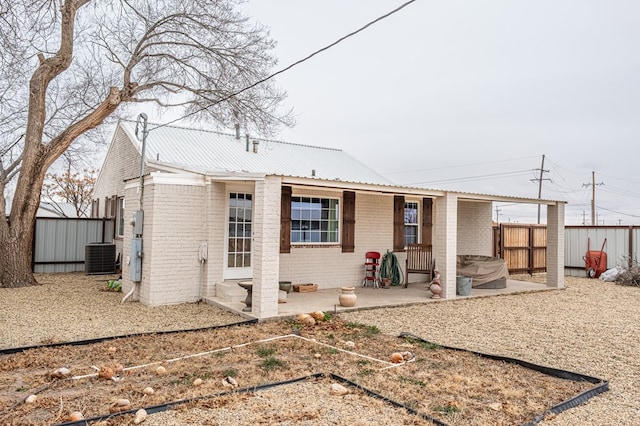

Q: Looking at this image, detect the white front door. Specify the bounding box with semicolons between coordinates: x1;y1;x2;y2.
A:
224;192;253;280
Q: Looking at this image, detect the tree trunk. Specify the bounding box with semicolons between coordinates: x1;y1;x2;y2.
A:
0;224;39;288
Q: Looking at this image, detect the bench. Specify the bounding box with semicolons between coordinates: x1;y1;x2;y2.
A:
405;243;435;287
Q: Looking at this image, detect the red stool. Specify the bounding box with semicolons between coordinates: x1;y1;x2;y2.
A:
362;251;381;288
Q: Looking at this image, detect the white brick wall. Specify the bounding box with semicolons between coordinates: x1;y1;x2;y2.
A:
252;176;282;317
546;203;565;288
279;191;395;290
457;200;493;255
433;194;458;298
122;175;208;306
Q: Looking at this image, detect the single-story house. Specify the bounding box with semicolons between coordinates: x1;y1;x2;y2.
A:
92;120;565;318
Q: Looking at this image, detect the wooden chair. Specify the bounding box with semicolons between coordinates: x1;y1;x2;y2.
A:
404;244;434;287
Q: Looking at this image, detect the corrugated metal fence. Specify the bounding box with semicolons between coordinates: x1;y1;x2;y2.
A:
494;224;640;276
33;217;114;273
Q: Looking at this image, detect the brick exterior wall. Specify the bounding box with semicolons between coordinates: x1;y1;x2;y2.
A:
122;175;208;306
546;203;565;288
279;191;396;290
457;200;493;256
433;194;458;298
252;177;281;317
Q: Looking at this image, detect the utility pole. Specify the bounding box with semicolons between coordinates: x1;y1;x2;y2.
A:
530;154;550;224
582;171;604;226
494;205;501;224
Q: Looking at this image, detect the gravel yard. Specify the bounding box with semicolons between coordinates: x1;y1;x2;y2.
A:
0;273;638;425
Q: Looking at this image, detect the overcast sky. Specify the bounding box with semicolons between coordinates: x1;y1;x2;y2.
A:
233;0;640;225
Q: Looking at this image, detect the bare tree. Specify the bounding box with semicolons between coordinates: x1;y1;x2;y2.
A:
42;164;96;218
0;0;292;288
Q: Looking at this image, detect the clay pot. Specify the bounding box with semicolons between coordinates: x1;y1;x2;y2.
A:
339;287;357;307
429;282;442;299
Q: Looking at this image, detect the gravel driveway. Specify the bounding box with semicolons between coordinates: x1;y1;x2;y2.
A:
1;273;638;425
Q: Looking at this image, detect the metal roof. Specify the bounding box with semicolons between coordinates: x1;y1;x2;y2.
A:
119;121;394;186
117;120;564;205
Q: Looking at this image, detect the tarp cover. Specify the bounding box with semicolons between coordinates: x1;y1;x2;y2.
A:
456;255;509;286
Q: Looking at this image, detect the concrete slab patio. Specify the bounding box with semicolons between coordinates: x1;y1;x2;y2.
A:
207;279;551;319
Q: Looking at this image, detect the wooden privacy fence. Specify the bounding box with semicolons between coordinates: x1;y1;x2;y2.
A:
493;224;547;275
494;224;640;275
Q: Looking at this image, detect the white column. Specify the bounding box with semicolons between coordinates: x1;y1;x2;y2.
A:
434;193;458;299
252;176;282;318
546;202;565;288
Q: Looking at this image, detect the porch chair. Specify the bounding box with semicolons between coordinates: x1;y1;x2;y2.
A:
362;251;381;288
404;244;434;288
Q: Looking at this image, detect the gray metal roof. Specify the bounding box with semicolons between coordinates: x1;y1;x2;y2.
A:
119;121;394;186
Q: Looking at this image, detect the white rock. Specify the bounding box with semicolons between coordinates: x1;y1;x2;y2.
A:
156;366;166;375
193;378;203;386
133;408;148;424
343;341;355;349
52;367;70;378
25;394;37;404
330;383;349;396
142;386;155;395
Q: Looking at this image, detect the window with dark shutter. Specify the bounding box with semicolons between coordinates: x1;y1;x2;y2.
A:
393;195;405;251
280;186;291;253
342;191;355;253
422;197;433;245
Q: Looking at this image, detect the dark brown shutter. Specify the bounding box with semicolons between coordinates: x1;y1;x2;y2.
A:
280;186;292;253
393;195;405;252
342;191;356;253
422;197;433;245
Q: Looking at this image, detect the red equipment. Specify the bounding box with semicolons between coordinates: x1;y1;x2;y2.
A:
584;238;607;278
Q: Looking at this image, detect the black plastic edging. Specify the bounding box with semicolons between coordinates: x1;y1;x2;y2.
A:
54;372;445;426
398;332;609;425
0;319;258;356
328;373;448;426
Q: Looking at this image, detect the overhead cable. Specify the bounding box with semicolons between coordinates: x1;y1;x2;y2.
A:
149;0;418;132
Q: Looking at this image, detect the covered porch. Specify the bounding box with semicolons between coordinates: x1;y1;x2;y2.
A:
207;277;552;319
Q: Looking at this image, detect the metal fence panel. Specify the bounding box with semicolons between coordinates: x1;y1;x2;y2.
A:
33;218;113;273
565;226;633;277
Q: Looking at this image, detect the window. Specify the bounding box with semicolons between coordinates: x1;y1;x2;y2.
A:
291;197;339;243
116;197;125;237
404;201;418;247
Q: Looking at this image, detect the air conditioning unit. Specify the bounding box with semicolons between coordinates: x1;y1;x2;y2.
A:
85;243;116;275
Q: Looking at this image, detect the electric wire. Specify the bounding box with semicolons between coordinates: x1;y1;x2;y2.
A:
148;0;418;133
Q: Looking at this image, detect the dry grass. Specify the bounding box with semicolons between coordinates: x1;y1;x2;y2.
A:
1;317;595;425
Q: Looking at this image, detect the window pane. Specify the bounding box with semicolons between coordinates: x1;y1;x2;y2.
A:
243;253;251;267
290;196;339;244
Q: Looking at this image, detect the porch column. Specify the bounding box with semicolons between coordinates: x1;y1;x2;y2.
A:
546;202;565;288
252;176;282;318
433;193;458;299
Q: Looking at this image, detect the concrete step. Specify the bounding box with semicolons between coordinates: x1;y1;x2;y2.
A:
217;281;247;303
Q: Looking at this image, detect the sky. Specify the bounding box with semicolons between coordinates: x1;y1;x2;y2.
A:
224;0;640;226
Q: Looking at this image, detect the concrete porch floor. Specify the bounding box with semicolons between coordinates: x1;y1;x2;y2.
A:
207;279;552;320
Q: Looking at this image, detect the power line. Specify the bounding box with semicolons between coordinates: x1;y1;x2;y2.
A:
387;155;540;176
148;0;418;132
406;169;532;186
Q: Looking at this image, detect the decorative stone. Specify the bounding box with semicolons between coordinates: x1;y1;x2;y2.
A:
110;398;131;413
193;378;203;386
133;408;148;424
330;383;349;395
343;341;355;349
52;367;71;378
309;311;325;321
391;352;405;363
25;395;37;404
98;366;115;380
142;386;155;395
69;411;84;421
156;366;166;375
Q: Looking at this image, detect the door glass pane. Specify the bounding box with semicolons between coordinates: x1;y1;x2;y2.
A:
228;193;252;269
